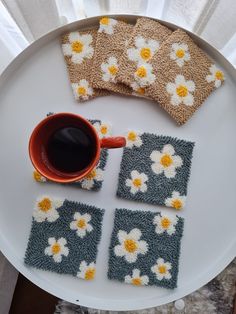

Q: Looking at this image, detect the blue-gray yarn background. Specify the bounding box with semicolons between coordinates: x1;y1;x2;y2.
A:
25;200;104;276
108;208;184;289
117;133;194;205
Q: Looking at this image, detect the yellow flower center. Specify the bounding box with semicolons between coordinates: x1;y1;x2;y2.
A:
71;41;83;53
161;217;171;229
140;47;151;61
132;278;142;285
133;178;142;188
77;218;86;229
108;65;118;76
38;198;52;212
100;125;108;134
158;265;167;274
160;154;173;167
52;243;61;254
215;70;224;81
100;17;109;25
124;239;137;253
77;86;86;96
137;87;145;95
127;131;137;141
176;85;188;97
85;268;96;280
33;171;43;182
171;199;182;209
85;169;97;180
135;66;147;78
176;48;185;58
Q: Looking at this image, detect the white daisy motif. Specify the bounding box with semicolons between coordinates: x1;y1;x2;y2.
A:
134;63;156;87
151;258;172;280
33;196;63;223
101;56;119;82
98;17;117;35
127;36;159;63
70;212;93;238
77;261;96;280
131;82;146;97
44;237;69;263
165;191;186;210
125;131;143;148
166;75;195;106
62;32;94;64
206;64;225;88
80;167;104;190
150;144;183;178
170;43;190;67
71;79;93;101
92;121;112;138
33;170;46;183
125;170;148;194
124;269;149;286
114;228;148;263
153;213;178;235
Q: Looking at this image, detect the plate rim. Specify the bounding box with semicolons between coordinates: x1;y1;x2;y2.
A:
0;14;236;311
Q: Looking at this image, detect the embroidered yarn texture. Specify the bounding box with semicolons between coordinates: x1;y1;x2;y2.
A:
91;17;134;95
108;208;184;289
117;132;194;209
145;29;225;125
25;197;104;280
116;17;172;97
33;119;110;192
61;29;108;102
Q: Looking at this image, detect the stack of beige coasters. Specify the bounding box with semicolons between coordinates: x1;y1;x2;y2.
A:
145;29;225;125
61;29;108;102
116;17;172;97
90;17;134;95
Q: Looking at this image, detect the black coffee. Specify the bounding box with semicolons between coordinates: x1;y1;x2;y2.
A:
46;126;95;173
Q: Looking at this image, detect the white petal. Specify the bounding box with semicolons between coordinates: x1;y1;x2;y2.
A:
175;75;186;85
118;230;128;243
48;237;56;245
166;82;177;94
165;272;172;279
108;56;117;65
140;173;148;182
53;254;62;263
148;39;159;51
215;80;222;88
125;179;133;187
74;212;81;220
130;170;140;179
170;51;177;61
70;221;78;230
176;58;184;67
86;224;93;232
206;74;214;83
180;43;188;50
167;225;176;235
172;191;181;198
62;246;69;256
79;261;88;271
186;80;195;92
210;64;217;74
172;43;179;50
69;32;81;42
82;213;91;222
135;36;145;48
153;214;161;225
79;79;89;88
132;269;141;277
77;229;86;238
155;226;164;234
44;247;52;256
95;168;104;181
156;273;164;280
124;275;132;283
127;48;139;62
164;166;177;178
141;275;149;285
140;184;147;193
81;179;94;190
129;228;141;240
183;94;194;106
84;46;94;59
33;211;46;222
62;44;72;56
71;54;84;64
47;209;59;222
81;34;93;45
125;252;138;263
172;155;183;167
170;94;181;106
162;144;175;155
157;258;164;264
102;73;112;82
114;245;125;257
130;186;139;194
184;52;190;61
58;238;67;246
151;163;164;175
138;240;148;254
164;197;172;207
150;151;162;162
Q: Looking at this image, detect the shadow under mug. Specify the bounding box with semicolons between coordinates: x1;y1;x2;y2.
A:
29;113;126;183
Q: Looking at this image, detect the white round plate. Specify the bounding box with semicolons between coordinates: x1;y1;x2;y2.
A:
0;15;235;311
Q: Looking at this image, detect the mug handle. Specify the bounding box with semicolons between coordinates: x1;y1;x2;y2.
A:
100;137;126;149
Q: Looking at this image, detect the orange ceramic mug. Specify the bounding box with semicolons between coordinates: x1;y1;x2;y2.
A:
29;113;126;183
